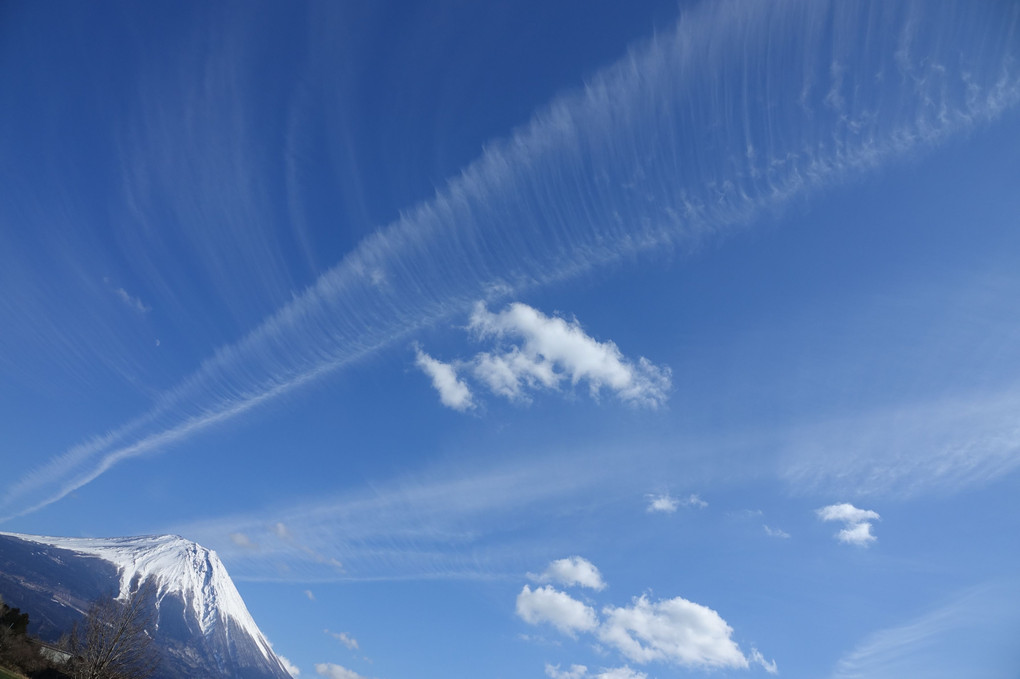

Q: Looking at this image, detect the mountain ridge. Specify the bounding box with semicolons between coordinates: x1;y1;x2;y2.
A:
0;531;292;679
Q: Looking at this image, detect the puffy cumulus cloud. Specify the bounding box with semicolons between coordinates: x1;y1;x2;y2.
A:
534;556;606;591
816;503;880;524
516;585;598;636
473;347;558;402
468;303;671;407
817;502;880;546
314;664;368;679
517;559;770;675
598;595;749;670
837;521;877;546
279;656;300;677
414;348;474;411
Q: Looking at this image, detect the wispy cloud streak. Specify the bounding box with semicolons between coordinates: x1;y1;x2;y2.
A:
2;0;1017;521
172;452;624;582
830;580;1020;679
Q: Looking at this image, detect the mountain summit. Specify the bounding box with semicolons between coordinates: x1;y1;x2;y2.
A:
0;532;292;679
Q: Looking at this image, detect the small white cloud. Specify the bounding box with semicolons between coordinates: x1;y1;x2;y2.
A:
546;664;588;679
816;503;880;524
326;629;359;651
646;493;705;513
414;348;475;411
314;664;368;679
837;521;877;546
516;585;598;636
646;494;679;513
534;557;606;591
817;503;880;546
304;589;316;601
229;532;259;550
279;655;301;677
763;525;790;539
469;302;670;408
594;667;647;679
750;648;778;674
545;664;648;679
598;594;749;670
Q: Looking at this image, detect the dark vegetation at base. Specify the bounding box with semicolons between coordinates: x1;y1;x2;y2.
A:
0;597;70;679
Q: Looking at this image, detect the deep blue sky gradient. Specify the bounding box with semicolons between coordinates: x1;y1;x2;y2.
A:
2;1;1019;677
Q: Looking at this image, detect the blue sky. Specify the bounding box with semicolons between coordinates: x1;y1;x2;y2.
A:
2;1;1020;677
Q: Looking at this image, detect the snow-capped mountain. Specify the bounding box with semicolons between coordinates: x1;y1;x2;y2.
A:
0;532;292;679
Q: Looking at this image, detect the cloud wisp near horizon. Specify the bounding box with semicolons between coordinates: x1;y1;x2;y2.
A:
2;0;1018;523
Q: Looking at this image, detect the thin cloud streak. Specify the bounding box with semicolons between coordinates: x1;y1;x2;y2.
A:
2;0;1017;521
173;451;628;582
830;580;1020;679
781;385;1020;496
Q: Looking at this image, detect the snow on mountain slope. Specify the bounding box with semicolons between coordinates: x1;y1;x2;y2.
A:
0;532;274;663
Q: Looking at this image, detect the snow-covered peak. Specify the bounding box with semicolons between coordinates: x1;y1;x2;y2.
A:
0;532;275;662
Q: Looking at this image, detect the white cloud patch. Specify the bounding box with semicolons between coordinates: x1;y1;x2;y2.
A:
314;664;368;679
646;493;705;513
545;664;647;679
534;556;606;591
304;589;316;601
326;629;359;651
763;525;790;539
646;494;678;513
546;664;588;679
594;668;647;679
519;558;767;675
414;348;474;411
599;595;749;670
817;503;880;546
750;648;778;675
516;585;598;636
468;303;671;408
279;655;301;677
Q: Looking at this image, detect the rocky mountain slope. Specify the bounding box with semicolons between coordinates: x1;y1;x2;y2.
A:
0;532;292;679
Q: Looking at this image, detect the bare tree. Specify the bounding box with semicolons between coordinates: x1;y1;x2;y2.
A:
69;583;160;679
